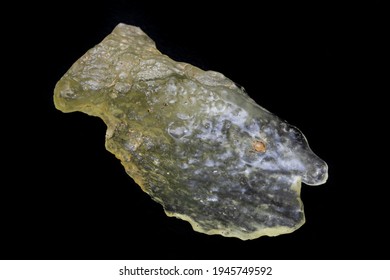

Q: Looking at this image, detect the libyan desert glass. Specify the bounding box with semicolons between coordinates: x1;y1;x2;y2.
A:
54;23;328;240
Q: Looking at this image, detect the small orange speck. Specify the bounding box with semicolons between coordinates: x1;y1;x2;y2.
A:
253;140;266;153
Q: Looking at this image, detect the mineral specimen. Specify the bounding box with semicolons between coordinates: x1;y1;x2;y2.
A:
54;23;328;240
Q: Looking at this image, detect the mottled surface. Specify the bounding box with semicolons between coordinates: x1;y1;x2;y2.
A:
54;23;328;239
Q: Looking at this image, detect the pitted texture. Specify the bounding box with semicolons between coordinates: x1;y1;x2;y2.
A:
54;23;328;239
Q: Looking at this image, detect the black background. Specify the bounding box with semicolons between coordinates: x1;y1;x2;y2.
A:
1;1;387;259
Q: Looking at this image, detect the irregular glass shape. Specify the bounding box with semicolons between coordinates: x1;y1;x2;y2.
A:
54;23;328;240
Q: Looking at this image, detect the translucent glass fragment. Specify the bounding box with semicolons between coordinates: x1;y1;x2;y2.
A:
54;24;328;239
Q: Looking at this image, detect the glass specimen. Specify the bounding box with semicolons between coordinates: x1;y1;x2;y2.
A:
54;24;328;240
